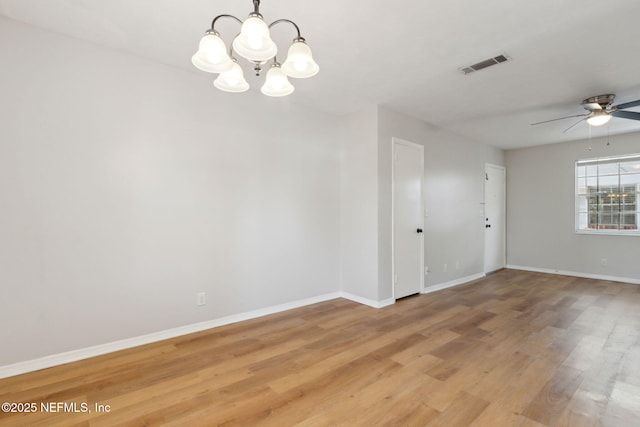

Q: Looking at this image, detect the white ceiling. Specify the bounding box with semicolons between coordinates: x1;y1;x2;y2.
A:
2;0;640;149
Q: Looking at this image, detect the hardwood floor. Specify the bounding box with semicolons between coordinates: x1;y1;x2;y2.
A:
1;269;639;426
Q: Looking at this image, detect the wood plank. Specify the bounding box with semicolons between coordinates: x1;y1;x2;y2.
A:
522;365;585;425
425;390;489;426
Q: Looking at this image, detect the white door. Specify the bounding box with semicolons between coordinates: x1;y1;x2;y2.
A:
393;138;424;299
484;164;506;273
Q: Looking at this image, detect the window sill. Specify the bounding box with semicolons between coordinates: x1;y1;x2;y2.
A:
575;229;640;237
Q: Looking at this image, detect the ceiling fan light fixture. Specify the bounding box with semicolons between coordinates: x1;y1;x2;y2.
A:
587;111;612;126
532;93;640;132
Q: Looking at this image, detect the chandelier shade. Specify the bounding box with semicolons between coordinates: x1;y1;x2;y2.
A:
232;15;278;62
261;64;294;97
282;38;319;78
193;0;318;97
191;32;234;74
214;62;250;93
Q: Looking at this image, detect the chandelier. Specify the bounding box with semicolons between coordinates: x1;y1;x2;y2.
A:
192;0;319;97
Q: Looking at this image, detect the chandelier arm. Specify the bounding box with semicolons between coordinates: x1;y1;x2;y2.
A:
253;0;260;14
211;14;243;31
268;19;302;39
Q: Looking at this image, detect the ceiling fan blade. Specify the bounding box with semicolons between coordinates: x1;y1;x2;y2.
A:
562;117;588;133
612;110;640;121
613;99;640;110
530;113;589;126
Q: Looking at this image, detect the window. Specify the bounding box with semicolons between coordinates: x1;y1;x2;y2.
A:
576;154;640;235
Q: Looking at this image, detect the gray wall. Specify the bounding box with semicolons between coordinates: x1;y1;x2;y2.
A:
0;17;342;365
506;133;640;281
377;107;504;298
337;106;505;304
339;106;380;301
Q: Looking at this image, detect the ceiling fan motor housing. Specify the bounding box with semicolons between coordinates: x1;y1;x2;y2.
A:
582;94;615;111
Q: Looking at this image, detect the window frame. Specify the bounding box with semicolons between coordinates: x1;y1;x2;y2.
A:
575;153;640;236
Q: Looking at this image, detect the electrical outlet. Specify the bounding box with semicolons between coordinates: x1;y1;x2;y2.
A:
600;258;608;267
443;263;448;272
425;267;429;275
455;260;460;270
197;292;206;306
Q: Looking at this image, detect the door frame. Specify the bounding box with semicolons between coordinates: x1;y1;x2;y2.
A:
484;163;506;273
391;137;425;299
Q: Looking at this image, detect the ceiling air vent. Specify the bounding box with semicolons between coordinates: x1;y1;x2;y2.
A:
460;54;510;75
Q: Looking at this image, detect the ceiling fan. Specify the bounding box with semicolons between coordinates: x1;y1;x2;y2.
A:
531;94;640;133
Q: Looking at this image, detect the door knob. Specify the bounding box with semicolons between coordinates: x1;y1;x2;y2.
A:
486;224;491;228
416;228;423;233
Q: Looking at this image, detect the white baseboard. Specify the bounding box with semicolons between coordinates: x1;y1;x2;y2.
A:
2;271;519;380
0;292;341;380
421;272;486;294
506;265;640;285
340;292;395;308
